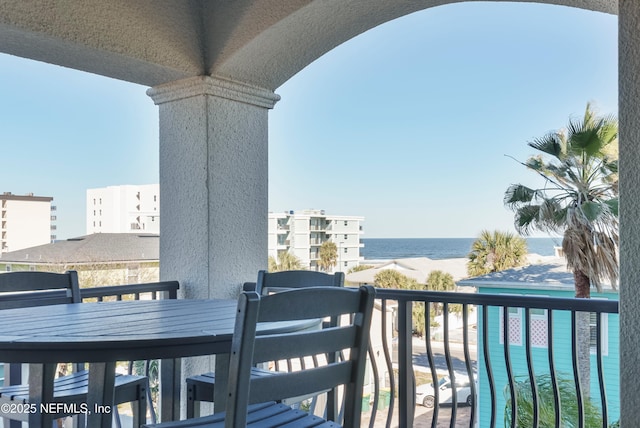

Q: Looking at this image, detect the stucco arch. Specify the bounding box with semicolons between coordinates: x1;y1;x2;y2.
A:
0;1;617;89
211;0;618;90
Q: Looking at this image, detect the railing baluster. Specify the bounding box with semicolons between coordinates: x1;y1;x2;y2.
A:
443;302;457;428
425;301;439;428
367;342;380;428
503;305;517;428
482;304;497;428
524;307;539;428
596;311;608;428
547;309;561;427
397;299;414;427
380;299;395;428
461;303;476;428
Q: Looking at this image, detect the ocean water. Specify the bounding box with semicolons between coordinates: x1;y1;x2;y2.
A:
361;237;560;260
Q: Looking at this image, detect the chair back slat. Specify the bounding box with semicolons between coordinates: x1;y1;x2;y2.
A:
252;269;344;295
257;285;360;322
249;362;354;404
252;326;356;363
225;285;375;428
0;271;81;309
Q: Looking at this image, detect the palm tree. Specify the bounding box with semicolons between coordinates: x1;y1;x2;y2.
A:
425;270;462;316
267;255;278;273
317;241;338;272
504;103;619;398
269;252;302;272
467;230;528;277
504;103;619;297
373;269;417;290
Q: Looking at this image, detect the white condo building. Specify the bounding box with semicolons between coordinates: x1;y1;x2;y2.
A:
86;184;160;234
268;209;364;272
0;192;55;254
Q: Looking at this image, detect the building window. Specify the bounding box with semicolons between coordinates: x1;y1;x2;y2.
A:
530;308;548;348
499;306;522;346
344;248;348;254
344;221;348;226
344;234;348;240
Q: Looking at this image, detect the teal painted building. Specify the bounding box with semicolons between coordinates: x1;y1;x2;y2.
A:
458;259;619;427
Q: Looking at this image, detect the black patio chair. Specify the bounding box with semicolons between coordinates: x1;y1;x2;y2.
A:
143;284;375;428
185;269;344;418
0;270;148;428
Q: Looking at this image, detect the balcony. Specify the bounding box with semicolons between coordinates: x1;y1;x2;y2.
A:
360;288;619;428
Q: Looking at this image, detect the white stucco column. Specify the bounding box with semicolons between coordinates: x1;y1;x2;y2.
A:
147;76;280;299
147;76;279;418
618;1;640;425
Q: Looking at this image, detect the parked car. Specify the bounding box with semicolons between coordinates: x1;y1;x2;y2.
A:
416;374;474;408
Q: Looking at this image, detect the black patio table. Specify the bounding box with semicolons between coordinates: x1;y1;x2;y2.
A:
0;298;319;428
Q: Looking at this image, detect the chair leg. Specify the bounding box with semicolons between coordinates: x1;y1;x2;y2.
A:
6;418;21;428
186;386;199;419
113;405;122;428
74;413;86;428
132;385;147;428
146;382;156;424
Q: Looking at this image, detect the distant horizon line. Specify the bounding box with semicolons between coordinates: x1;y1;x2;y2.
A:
362;236;561;240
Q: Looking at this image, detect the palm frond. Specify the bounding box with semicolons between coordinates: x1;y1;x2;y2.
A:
504;184;537;206
570;128;604;157
579;201;605;222
566;116;586;140
513;205;542;235
604;198;619;216
528;133;564;159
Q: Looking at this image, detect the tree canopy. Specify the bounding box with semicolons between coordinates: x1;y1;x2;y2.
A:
374;269;418;289
467;230;528;277
268;252;302;272
317;241;338;272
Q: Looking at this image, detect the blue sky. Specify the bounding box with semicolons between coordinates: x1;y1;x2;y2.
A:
0;2;617;240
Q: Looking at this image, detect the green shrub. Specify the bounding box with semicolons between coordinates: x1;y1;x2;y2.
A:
504;374;604;428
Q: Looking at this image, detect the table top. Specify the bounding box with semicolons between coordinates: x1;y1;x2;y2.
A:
0;299;318;363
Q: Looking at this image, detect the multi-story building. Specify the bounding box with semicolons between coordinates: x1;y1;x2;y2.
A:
86;184;160;234
0;192;55;254
268;209;364;272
